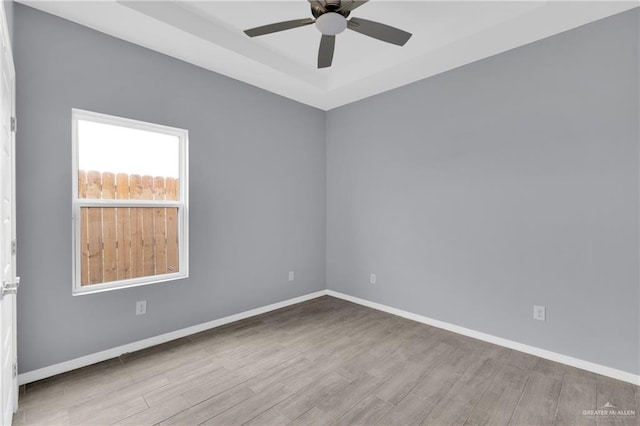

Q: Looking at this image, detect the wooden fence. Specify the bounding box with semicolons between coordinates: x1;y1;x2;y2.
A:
79;170;179;286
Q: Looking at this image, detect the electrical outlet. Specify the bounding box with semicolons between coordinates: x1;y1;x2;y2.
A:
370;273;376;284
288;271;294;282
136;300;147;316
533;305;545;321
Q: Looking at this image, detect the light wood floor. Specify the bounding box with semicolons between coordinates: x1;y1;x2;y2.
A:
14;296;639;425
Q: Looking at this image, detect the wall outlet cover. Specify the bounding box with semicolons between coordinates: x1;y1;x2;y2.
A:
533;305;545;321
136;300;147;316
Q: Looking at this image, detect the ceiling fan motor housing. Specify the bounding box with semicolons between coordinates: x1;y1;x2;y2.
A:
311;0;351;18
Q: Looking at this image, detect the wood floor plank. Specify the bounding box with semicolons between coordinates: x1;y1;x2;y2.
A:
245;355;312;393
367;353;406;380
532;357;566;377
161;385;255;425
422;357;500;425
20;368;134;412
202;383;291;425
411;366;463;406
374;361;430;405
244;345;302;376
114;395;190;426
181;369;253;406
334;393;393;426
161;352;227;382
244;406;291;426
218;343;291;371
123;347;210;383
436;346;478;374
407;341;457;372
291;406;334;426
479;343;511;361
334;351;384;382
464;364;528;426
24;407;70;426
71;396;148;425
68;374;169;424
509;371;562;425
391;332;442;363
142;366;229;407
365;327;412;359
23;358;124;399
275;360;339;395
315;373;383;420
555;372;597;425
276;371;349;420
436;329;485;354
411;347;477;405
378;394;434;426
504;350;539;372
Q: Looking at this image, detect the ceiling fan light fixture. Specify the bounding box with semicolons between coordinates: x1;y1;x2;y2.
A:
315;12;347;35
242;1;412;68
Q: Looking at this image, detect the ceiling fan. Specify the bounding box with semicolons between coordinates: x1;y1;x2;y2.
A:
243;0;412;68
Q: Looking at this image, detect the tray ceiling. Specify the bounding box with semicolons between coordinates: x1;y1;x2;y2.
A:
18;1;639;110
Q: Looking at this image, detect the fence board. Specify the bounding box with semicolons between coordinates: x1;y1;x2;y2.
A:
116;173;131;281
129;174;144;278
79;170;89;286
154;177;168;274
141;175;155;276
165;177;179;273
102;173;117;283
86;171;103;285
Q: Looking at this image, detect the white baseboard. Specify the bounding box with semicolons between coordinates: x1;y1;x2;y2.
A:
20;289;640;387
326;290;640;386
18;291;327;385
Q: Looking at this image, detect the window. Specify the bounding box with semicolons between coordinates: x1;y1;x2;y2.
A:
72;109;188;294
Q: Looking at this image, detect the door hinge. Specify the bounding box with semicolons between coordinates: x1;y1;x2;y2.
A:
10;116;15;133
12;362;17;378
11;240;16;255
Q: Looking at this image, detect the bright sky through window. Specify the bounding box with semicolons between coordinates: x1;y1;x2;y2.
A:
78;120;179;177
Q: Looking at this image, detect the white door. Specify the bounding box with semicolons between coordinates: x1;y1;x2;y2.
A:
0;2;17;424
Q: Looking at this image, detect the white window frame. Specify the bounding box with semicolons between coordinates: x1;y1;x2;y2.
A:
71;109;189;295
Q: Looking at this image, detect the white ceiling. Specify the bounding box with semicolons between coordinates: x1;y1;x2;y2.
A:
18;0;639;110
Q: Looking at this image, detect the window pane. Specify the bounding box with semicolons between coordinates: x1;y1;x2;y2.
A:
78;120;179;199
80;207;179;286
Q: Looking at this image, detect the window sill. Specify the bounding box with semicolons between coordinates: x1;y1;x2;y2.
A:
72;272;188;296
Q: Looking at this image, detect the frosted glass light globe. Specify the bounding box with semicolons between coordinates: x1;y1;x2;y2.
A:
315;12;347;35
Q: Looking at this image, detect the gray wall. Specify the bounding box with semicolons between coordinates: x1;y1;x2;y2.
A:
15;3;326;373
327;9;640;375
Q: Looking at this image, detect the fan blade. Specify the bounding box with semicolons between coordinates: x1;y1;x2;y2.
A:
339;0;369;12
347;17;412;46
318;35;335;68
244;18;314;37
